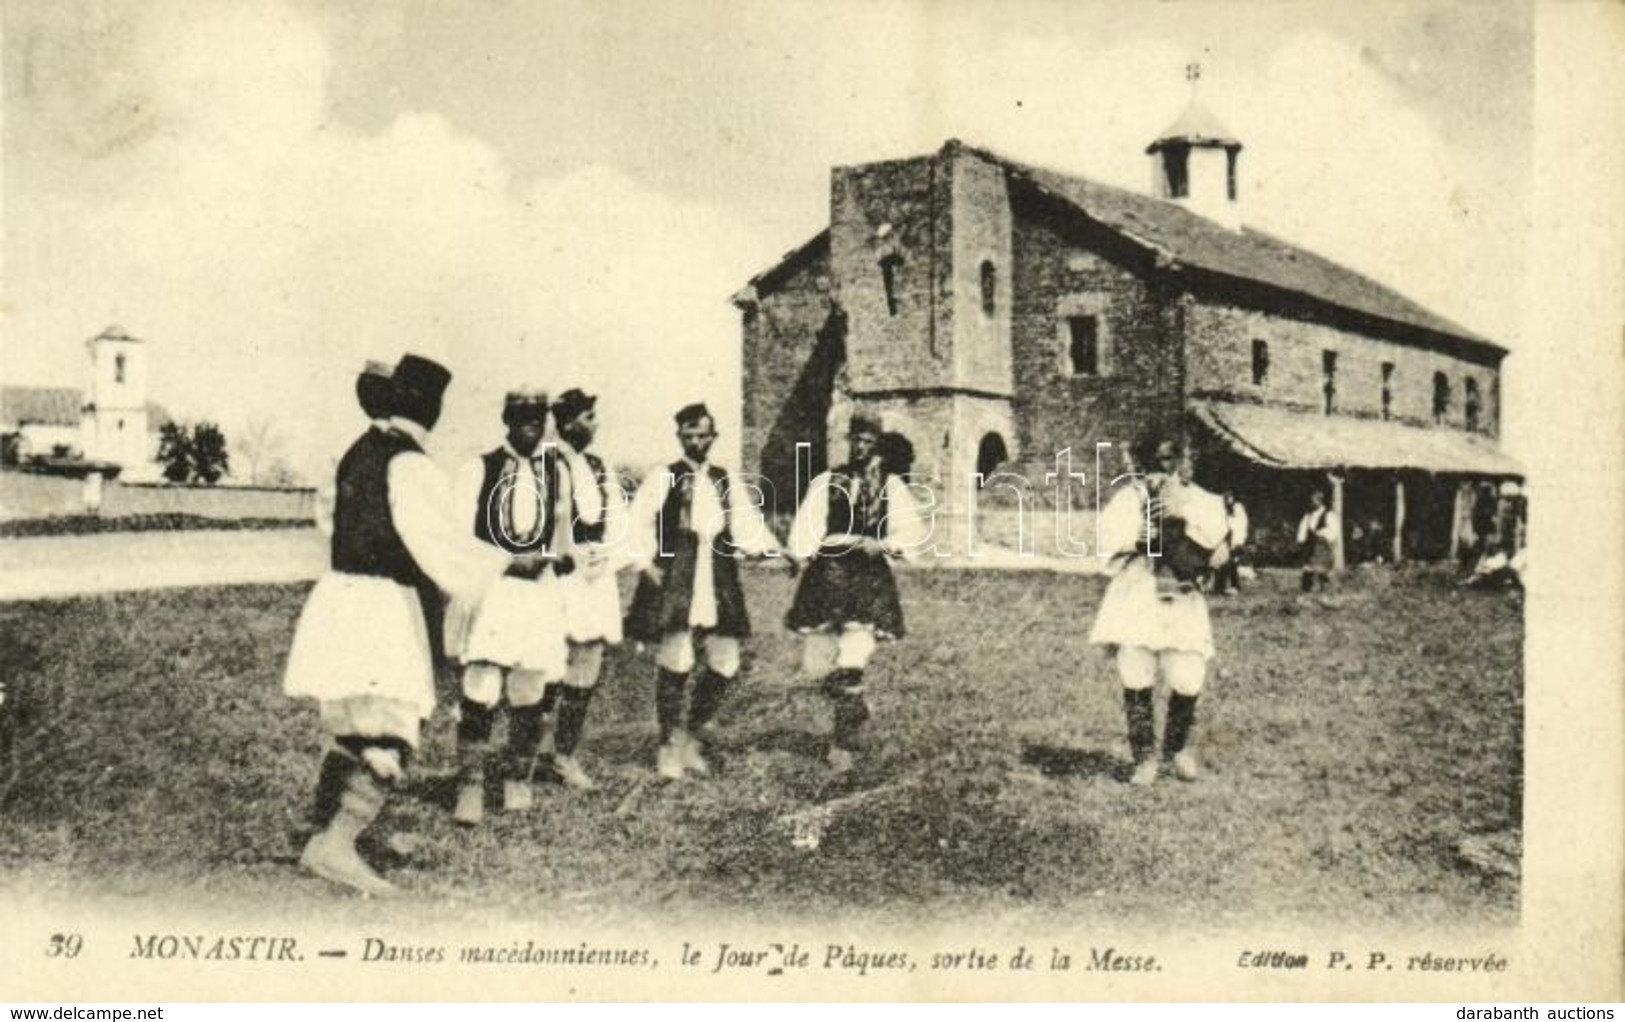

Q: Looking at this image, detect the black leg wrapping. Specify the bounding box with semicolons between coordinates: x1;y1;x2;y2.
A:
554;686;594;757
655;669;688;744
827;669;870;752
1123;687;1157;763
539;682;563;717
457;700;496;784
1163;693;1199;758
457;698;495;746
686;669;731;734
309;748;357;827
507;702;546;779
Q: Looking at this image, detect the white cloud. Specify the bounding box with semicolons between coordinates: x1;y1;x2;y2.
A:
6;1;768;479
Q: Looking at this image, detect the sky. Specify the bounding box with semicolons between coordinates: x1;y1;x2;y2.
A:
1;0;1534;477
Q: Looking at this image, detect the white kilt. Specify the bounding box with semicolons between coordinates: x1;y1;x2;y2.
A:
283;572;436;744
1087;559;1214;660
561;562;624;645
444;572;568;677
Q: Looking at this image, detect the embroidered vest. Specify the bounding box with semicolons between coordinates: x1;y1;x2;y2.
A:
655;461;732;560
472;447;559;554
826;461;889;540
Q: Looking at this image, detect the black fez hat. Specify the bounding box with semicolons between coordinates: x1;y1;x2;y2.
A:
554;388;597;425
501;388;549;425
355;359;394;420
674;402;713;429
849;412;882;437
392;354;452;428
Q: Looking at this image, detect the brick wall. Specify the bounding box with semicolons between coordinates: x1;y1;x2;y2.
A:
831;156;955;393
738;243;838;515
1007;188;1184;466
1184;301;1503;435
948;146;1015;396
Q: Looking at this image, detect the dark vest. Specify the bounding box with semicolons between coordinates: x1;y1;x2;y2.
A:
472;447;559;554
655;461;733;561
330;427;425;585
826;462;889;540
569;448;611;545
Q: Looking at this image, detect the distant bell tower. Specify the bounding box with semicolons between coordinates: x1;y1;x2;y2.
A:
1147;63;1243;230
84;325;149;468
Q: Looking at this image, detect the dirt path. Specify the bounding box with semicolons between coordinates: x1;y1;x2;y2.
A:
0;528;326;601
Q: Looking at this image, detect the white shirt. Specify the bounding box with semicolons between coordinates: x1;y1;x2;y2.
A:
628;459;780;627
385;419;507;604
788;470;929;562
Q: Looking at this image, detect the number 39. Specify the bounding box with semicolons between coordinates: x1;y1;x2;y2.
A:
46;933;83;958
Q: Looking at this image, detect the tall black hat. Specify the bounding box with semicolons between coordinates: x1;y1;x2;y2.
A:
393;354;452;429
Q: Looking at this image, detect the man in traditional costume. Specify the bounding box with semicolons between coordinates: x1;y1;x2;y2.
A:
285;355;512;894
538;387;627;791
441;390;575;825
625;402;782;780
1088;433;1229;786
786;418;927;773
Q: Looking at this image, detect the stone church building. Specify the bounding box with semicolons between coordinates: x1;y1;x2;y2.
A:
734;100;1521;562
1;325;167;476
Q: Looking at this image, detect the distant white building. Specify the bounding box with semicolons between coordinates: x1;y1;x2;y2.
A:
0;325;169;477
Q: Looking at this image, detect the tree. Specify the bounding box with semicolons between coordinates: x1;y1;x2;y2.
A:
156;421;230;485
190;423;230;484
157;422;193;483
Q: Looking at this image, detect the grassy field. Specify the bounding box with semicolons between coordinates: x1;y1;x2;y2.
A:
0;565;1521;930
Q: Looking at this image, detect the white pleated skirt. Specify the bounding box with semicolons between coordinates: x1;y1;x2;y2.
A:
1087;559;1214;660
283;572;436;745
444;572;568;677
561;563;625;645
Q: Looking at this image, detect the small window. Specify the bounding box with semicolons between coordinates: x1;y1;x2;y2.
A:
1226;150;1239;201
1381;362;1395;420
1068;316;1100;377
114;354;126;384
979;260;996;317
1465;378;1481;431
1163;147;1189;199
1322;350;1338;414
117;418;125;431
1432;372;1450;423
1251;340;1270;387
879;254;903;317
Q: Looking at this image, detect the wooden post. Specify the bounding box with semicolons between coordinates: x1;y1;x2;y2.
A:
1392;477;1406;564
1448;480;1465;561
1330;472;1346;571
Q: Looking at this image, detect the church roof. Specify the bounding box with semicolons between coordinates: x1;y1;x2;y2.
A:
93;324;142;343
0;386;171;431
1194;400;1523;477
1147;99;1241;151
742;140;1501;358
1;386;83;427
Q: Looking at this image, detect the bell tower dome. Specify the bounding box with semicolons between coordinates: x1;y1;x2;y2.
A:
1147;63;1243;230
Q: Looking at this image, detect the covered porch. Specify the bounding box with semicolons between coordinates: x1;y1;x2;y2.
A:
1189;400;1524;568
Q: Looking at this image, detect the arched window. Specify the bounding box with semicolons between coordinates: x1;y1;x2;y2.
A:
879;254;904;317
1321;350;1338;414
1381;362;1395;420
114;354;126;384
1432;372;1450;423
975;432;1008;483
1464;378;1481;431
979;260;996;317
